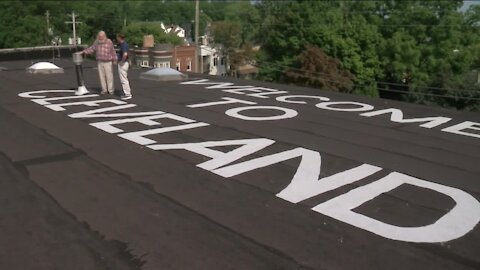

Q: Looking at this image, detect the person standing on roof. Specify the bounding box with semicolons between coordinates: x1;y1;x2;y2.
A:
81;31;117;95
116;33;132;100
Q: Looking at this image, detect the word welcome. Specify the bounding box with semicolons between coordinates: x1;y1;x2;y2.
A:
181;79;480;140
18;89;480;243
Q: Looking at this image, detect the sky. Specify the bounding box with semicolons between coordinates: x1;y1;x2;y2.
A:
461;0;479;12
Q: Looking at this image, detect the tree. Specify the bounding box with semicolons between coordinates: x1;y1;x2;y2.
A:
256;0;480;111
211;21;242;75
223;2;261;46
377;0;479;108
285;45;355;92
0;1;46;48
257;0;382;96
122;22;183;47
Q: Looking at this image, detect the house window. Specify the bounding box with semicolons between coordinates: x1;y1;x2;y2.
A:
142;60;149;67
220;57;225;65
187;59;192;71
213;58;218;66
155;61;170;68
176;59;181;71
137;60;142;66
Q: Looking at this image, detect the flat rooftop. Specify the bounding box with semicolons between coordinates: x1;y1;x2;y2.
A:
0;59;479;270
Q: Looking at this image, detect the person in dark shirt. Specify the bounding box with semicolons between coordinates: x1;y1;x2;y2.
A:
116;33;132;100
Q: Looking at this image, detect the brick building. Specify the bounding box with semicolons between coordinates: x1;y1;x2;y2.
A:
130;44;196;73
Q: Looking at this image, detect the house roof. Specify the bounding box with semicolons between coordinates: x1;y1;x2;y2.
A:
0;58;479;270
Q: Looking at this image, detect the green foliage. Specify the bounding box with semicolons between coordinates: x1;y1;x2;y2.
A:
0;0;224;48
211;20;242;75
223;2;261;45
0;1;46;48
257;0;383;96
285;45;355;92
122;22;183;47
211;21;242;51
374;0;480;108
256;0;480;110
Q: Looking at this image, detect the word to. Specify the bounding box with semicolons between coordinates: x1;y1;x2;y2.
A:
181;79;480;140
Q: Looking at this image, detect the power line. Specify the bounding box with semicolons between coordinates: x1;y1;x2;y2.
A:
253;62;480;101
254;60;480;94
235;55;467;95
257;23;471;28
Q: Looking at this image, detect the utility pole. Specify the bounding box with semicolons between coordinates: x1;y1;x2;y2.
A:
45;10;50;33
45;10;51;46
65;11;82;46
45;10;54;59
194;0;200;73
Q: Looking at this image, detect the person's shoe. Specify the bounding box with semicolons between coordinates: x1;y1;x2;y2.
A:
75;86;89;96
100;91;108;95
120;94;132;100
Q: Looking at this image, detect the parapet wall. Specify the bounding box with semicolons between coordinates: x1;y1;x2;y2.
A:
0;45;86;61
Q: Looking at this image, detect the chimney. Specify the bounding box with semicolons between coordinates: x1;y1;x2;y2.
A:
143;35;154;48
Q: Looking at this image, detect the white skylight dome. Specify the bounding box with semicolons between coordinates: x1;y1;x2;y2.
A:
140;68;188;82
26;62;64;74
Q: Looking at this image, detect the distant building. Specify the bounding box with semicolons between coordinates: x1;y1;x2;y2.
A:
172;45;196;72
236;64;258;80
201;45;227;76
130;43;226;76
160;23;190;45
130;44;196;73
162;23;186;38
132;47;150;68
200;26;227;76
129;22;227;76
151;44;173;69
229;47;260;79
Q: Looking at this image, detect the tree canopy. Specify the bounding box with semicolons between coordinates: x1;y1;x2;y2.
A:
256;0;480;111
122;22;183;47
